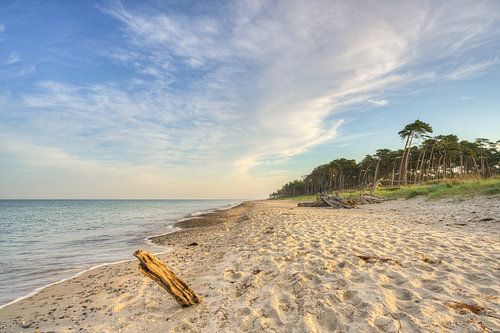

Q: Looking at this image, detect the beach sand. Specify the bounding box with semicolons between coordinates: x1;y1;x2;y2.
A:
0;198;499;332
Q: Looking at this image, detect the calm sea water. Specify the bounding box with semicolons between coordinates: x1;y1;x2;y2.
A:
0;199;240;306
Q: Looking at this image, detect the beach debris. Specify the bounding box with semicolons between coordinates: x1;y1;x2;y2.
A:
264;227;274;234
133;250;201;306
297;201;328;207
353;194;385;204
20;321;32;329
298;193;385;208
466;318;491;333
439;299;499;321
443;300;486;314
368;178;383;196
419;254;441;264
188;242;198;246
355;254;402;266
320;194;356;209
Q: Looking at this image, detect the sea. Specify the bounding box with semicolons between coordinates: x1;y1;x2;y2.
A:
0;199;241;307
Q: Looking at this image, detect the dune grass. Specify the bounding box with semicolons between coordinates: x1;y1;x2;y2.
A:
272;176;500;201
375;177;500;200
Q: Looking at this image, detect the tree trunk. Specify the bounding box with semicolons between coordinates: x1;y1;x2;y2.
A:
391;162;396;187
437;155;444;179
373;158;380;185
417;145;428;182
460;153;464;176
427;142;436;181
398;135;411;184
471;156;480;177
403;134;414;185
480;156;485;178
443;153;447;179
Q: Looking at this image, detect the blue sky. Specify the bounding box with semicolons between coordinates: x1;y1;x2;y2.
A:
0;0;499;199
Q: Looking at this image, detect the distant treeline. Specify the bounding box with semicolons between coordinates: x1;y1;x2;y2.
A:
270;120;499;198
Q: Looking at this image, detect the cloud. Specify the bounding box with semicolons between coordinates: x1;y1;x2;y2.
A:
1;0;499;198
460;96;476;100
368;99;389;107
446;58;498;80
17;80;233;167
98;0;498;176
5;52;20;65
0;137;287;199
0;24;4;33
1;52;35;78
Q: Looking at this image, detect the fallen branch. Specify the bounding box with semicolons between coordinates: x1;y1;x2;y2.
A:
297;193;384;208
369;178;383;196
297;201;328;207
360;194;385;204
134;250;201;306
320;194;355;209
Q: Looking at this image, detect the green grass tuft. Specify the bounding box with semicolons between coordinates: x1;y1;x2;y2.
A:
375;177;500;200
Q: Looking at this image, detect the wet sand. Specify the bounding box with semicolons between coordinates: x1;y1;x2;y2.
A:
0;198;498;332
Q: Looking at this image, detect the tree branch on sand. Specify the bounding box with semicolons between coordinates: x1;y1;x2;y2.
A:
134;250;201;306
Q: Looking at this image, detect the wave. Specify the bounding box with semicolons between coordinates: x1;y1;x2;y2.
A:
0;200;243;309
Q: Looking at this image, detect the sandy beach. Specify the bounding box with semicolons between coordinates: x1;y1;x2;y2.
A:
0;198;499;332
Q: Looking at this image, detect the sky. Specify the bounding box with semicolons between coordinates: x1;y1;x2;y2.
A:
0;0;499;199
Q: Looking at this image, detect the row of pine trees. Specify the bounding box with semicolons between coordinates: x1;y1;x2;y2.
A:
270;120;499;198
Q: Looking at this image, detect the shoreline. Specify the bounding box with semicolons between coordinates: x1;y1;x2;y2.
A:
0;200;255;331
145;201;246;246
1;197;498;332
148;202;248;244
0;200;246;311
0;258;137;311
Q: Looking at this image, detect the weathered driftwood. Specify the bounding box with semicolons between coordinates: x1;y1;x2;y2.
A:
369;178;383;196
133;250;201;306
298;193;384;209
353;194;385;204
297;201;328;207
320;194;355;209
297;194;355;209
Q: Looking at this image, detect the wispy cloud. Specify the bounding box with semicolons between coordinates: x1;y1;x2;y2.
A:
95;0;499;173
0;24;4;33
1;0;499;197
446;58;498;80
368;99;389;107
1;51;35;78
0;136;287;198
5;52;20;65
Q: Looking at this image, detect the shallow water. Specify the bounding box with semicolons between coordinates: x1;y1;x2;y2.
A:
0;199;239;306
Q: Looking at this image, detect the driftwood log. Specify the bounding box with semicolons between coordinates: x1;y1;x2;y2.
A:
369;178;383;196
133;250;201;306
362;194;385;204
320;194;355;209
298;193;385;208
297;201;328;207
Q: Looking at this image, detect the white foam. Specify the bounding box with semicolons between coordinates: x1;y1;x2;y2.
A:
0;200;243;309
0;245;176;311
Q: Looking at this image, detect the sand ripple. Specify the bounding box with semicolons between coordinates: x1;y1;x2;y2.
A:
0;198;498;332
